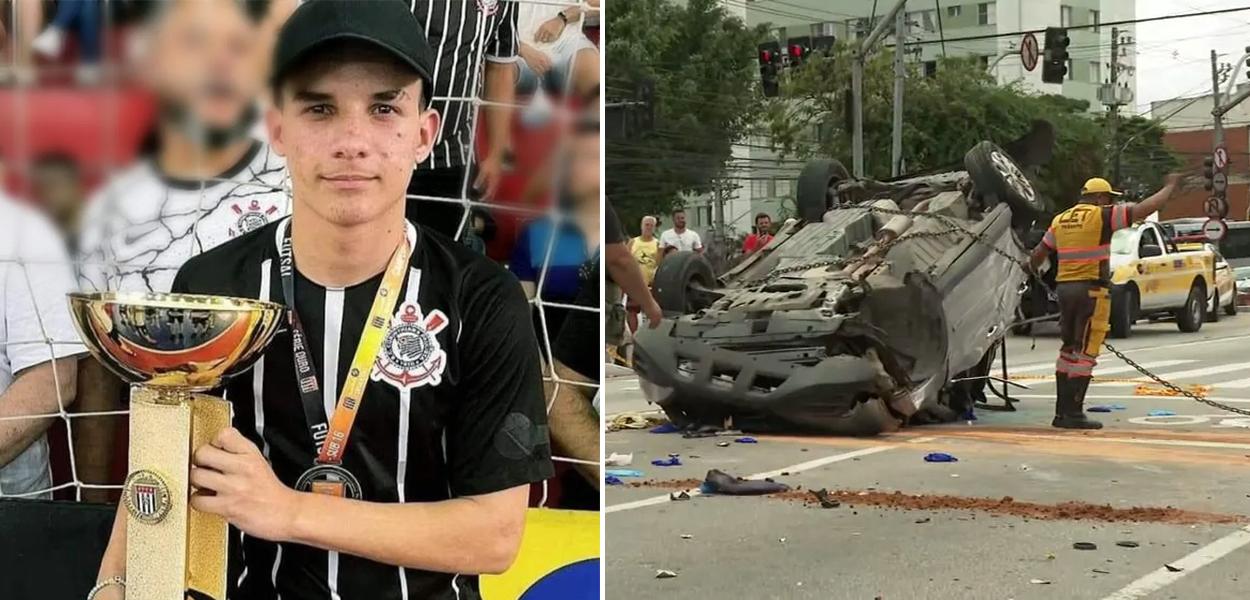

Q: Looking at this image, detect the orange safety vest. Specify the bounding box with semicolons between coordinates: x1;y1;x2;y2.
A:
1042;202;1131;283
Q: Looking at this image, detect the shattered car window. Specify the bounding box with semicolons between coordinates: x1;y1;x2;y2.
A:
1111;229;1136;255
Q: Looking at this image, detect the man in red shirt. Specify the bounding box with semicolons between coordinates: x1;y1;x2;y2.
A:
742;212;773;255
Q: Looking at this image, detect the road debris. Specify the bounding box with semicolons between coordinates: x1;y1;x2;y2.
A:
680;534;693;539
606;469;643;478
670;491;692;501
650;423;680;434
655;569;677;579
607;413;664;432
1073;542;1097;550
735;437;758;444
1165;564;1184;572
1116;541;1139;548
1029;579;1051;585
1147;409;1177;417
651;455;682;467
924;452;959;463
810;489;841;508
699;469;791;495
915;517;931;524
605;452;633;467
716;441;730;447
606;475;623;486
1093;568;1111;574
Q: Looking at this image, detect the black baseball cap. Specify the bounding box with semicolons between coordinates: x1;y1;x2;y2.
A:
271;0;436;104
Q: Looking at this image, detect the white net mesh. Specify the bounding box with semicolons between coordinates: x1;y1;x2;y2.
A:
0;0;601;509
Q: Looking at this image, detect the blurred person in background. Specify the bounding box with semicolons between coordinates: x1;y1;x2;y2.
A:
0;0;42;85
0;189;85;500
74;0;288;502
30;152;86;247
31;0;103;84
742;212;773;255
516;0;599;114
544;110;603;506
405;0;519;239
625;215;659;334
659;208;703;256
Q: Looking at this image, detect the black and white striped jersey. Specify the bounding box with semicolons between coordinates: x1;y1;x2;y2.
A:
171;216;553;600
410;0;518;170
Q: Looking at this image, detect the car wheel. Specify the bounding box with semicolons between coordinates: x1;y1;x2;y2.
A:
1110;286;1136;339
652;251;716;315
1225;295;1238;316
964;141;1044;219
1208;289;1221;323
796;158;850;222
1176;284;1206;333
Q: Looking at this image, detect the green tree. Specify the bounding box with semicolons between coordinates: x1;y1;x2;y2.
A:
606;0;767;233
758;46;1178;214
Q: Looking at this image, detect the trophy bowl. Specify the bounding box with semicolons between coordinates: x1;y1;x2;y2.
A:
68;292;285;393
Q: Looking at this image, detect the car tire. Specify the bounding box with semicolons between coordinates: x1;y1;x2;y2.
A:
652;251;716;316
824;396;902;435
964;141;1044;219
1225;293;1238;316
1109;286;1136;339
796;158;850;222
1208;289;1221;323
1176;284;1206;333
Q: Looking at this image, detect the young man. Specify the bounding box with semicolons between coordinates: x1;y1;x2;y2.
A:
1029;174;1181;429
659;208;703;256
92;2;552;599
75;0;290;503
742;212;773;255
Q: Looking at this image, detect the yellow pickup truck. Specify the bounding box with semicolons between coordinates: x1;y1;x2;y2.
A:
1108;220;1215;338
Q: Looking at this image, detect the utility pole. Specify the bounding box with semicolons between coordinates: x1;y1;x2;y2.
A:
1211;49;1225;159
1109;27;1120;185
853;0;908;177
891;8;906;176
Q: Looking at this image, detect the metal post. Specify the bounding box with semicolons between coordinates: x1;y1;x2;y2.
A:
853;59;864;176
1212;49;1225;153
892;9;906;176
1109;27;1120;185
852;0;909;178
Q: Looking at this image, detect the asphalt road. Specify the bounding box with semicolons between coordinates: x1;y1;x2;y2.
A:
605;317;1250;600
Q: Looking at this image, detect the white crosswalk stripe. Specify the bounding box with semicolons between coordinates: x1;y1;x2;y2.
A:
1007;360;1194;380
1092;363;1249;387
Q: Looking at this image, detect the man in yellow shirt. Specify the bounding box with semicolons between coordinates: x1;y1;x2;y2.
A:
1028;174;1181;429
627;215;661;332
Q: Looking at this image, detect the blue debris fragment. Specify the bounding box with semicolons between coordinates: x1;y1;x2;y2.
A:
1148;409;1176;417
651;456;682;467
734;437;758;444
605;475;623;486
650;423;680;434
924;452;958;463
606;469;643;478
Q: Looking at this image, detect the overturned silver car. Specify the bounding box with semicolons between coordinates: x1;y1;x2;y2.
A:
633;141;1044;435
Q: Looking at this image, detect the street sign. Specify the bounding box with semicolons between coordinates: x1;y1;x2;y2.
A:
1213;172;1228;193
1214;146;1229;170
1205;196;1230;219
1021;33;1039;71
1203;218;1228;242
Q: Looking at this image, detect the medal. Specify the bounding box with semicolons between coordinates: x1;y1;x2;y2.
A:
295;463;363;499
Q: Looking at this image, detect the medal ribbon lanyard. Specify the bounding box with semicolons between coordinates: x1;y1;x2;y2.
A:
279;222;409;465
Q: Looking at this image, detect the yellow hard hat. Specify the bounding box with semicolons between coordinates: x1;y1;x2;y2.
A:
1081;177;1123;196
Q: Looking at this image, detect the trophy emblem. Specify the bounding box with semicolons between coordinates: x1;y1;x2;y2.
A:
68;292;283;600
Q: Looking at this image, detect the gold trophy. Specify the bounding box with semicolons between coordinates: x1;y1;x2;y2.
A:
68;292;284;600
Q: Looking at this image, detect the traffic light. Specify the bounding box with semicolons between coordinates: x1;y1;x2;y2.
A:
1042;27;1070;84
758;42;781;97
1204;156;1215;191
787;36;812;67
788;43;806;67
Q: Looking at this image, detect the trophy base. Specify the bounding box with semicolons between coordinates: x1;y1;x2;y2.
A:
124;388;231;600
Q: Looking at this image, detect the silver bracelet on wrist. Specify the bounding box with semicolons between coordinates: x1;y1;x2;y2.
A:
86;576;126;600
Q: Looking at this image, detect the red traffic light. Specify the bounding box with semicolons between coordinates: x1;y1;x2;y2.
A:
760;50;773;63
789;44;804;58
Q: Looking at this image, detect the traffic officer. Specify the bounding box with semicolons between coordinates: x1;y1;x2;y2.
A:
1028;174;1182;429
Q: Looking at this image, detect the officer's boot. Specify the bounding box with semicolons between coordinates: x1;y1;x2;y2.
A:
1053;375;1103;429
1051;372;1071;427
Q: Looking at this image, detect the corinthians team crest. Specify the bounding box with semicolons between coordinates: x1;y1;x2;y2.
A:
229;199;280;237
123;469;172;525
372;302;450;390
